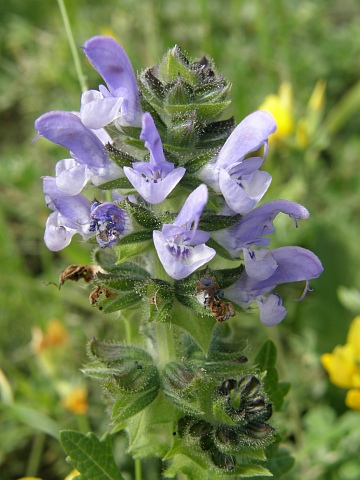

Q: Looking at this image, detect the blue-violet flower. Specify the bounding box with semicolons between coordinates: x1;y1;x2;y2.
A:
223;246;323;326
43;176;92;251
123;113;186;204
81;35;141;129
199;110;276;214
35;111;121;195
153;184;216;280
89;201;128;248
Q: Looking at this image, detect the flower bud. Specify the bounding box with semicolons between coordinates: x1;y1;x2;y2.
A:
112;362;160;393
214;426;238;447
210;449;236;471
162;361;196;395
238;375;261;399
244;422;274;441
188;420;213;439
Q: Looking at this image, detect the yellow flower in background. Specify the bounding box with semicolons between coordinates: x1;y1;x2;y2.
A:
31;319;69;354
321;316;360;411
321;344;358;388
17;478;43;480
259;81;294;143
347;316;360;360
308;79;326;113
64;469;80;480
345;389;360;411
259;79;326;149
62;386;88;414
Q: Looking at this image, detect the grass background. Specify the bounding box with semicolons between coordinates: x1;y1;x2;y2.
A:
1;0;360;478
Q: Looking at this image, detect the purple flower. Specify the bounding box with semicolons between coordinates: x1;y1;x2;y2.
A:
212;200;310;258
89;201;128;248
199;111;276;214
35;111;121;195
153;184;216;280
81;36;141;129
123;113;186;204
43;177;92;251
223;246;323;326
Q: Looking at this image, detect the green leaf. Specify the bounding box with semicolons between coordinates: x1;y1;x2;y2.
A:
164;443;272;479
170;301;216;353
194;83;232;104
121;201;161;229
94;250;150;279
255;340;290;411
111;386;159;425
199;213;242;232
116;232;154;264
88;338;153;363
121;396;178;457
159;48;197;84
96;273;140;291
96;178;134;190
256;437;295;480
4;403;61;438
106;143;137;168
206;238;234;261
183;150;217;174
255;339;278;369
99;291;143;313
165;102;231;122
60;430;124;480
163;390;204;415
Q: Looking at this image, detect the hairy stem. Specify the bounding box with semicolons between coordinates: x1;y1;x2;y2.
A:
155;322;176;370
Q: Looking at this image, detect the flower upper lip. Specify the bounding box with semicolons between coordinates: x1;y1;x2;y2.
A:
81;35;141;129
123;112;186;204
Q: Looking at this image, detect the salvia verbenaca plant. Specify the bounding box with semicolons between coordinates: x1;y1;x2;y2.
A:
35;36;323;478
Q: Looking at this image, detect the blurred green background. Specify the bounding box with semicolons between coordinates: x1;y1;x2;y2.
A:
1;0;360;479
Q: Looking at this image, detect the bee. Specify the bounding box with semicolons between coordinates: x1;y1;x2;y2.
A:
195;276;236;323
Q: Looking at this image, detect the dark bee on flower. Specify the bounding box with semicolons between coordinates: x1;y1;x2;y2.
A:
195;276;236;322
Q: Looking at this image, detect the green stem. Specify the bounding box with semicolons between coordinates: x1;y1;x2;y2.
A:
57;0;88;92
135;458;142;480
77;412;91;433
155;322;176;370
26;432;46;477
149;253;177;368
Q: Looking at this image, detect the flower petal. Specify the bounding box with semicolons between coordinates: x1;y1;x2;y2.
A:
80;91;124;129
256;294;287;326
55;160;90;196
253;246;323;291
212;200;309;256
44;212;75;251
223;246;323;322
153;230;215;280
123;166;185;204
215;110;277;169
174;184;208;231
43;176;91;230
35;111;109;168
83;36;138;102
140;112;167;167
243;248;278;281
219;168;272;214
